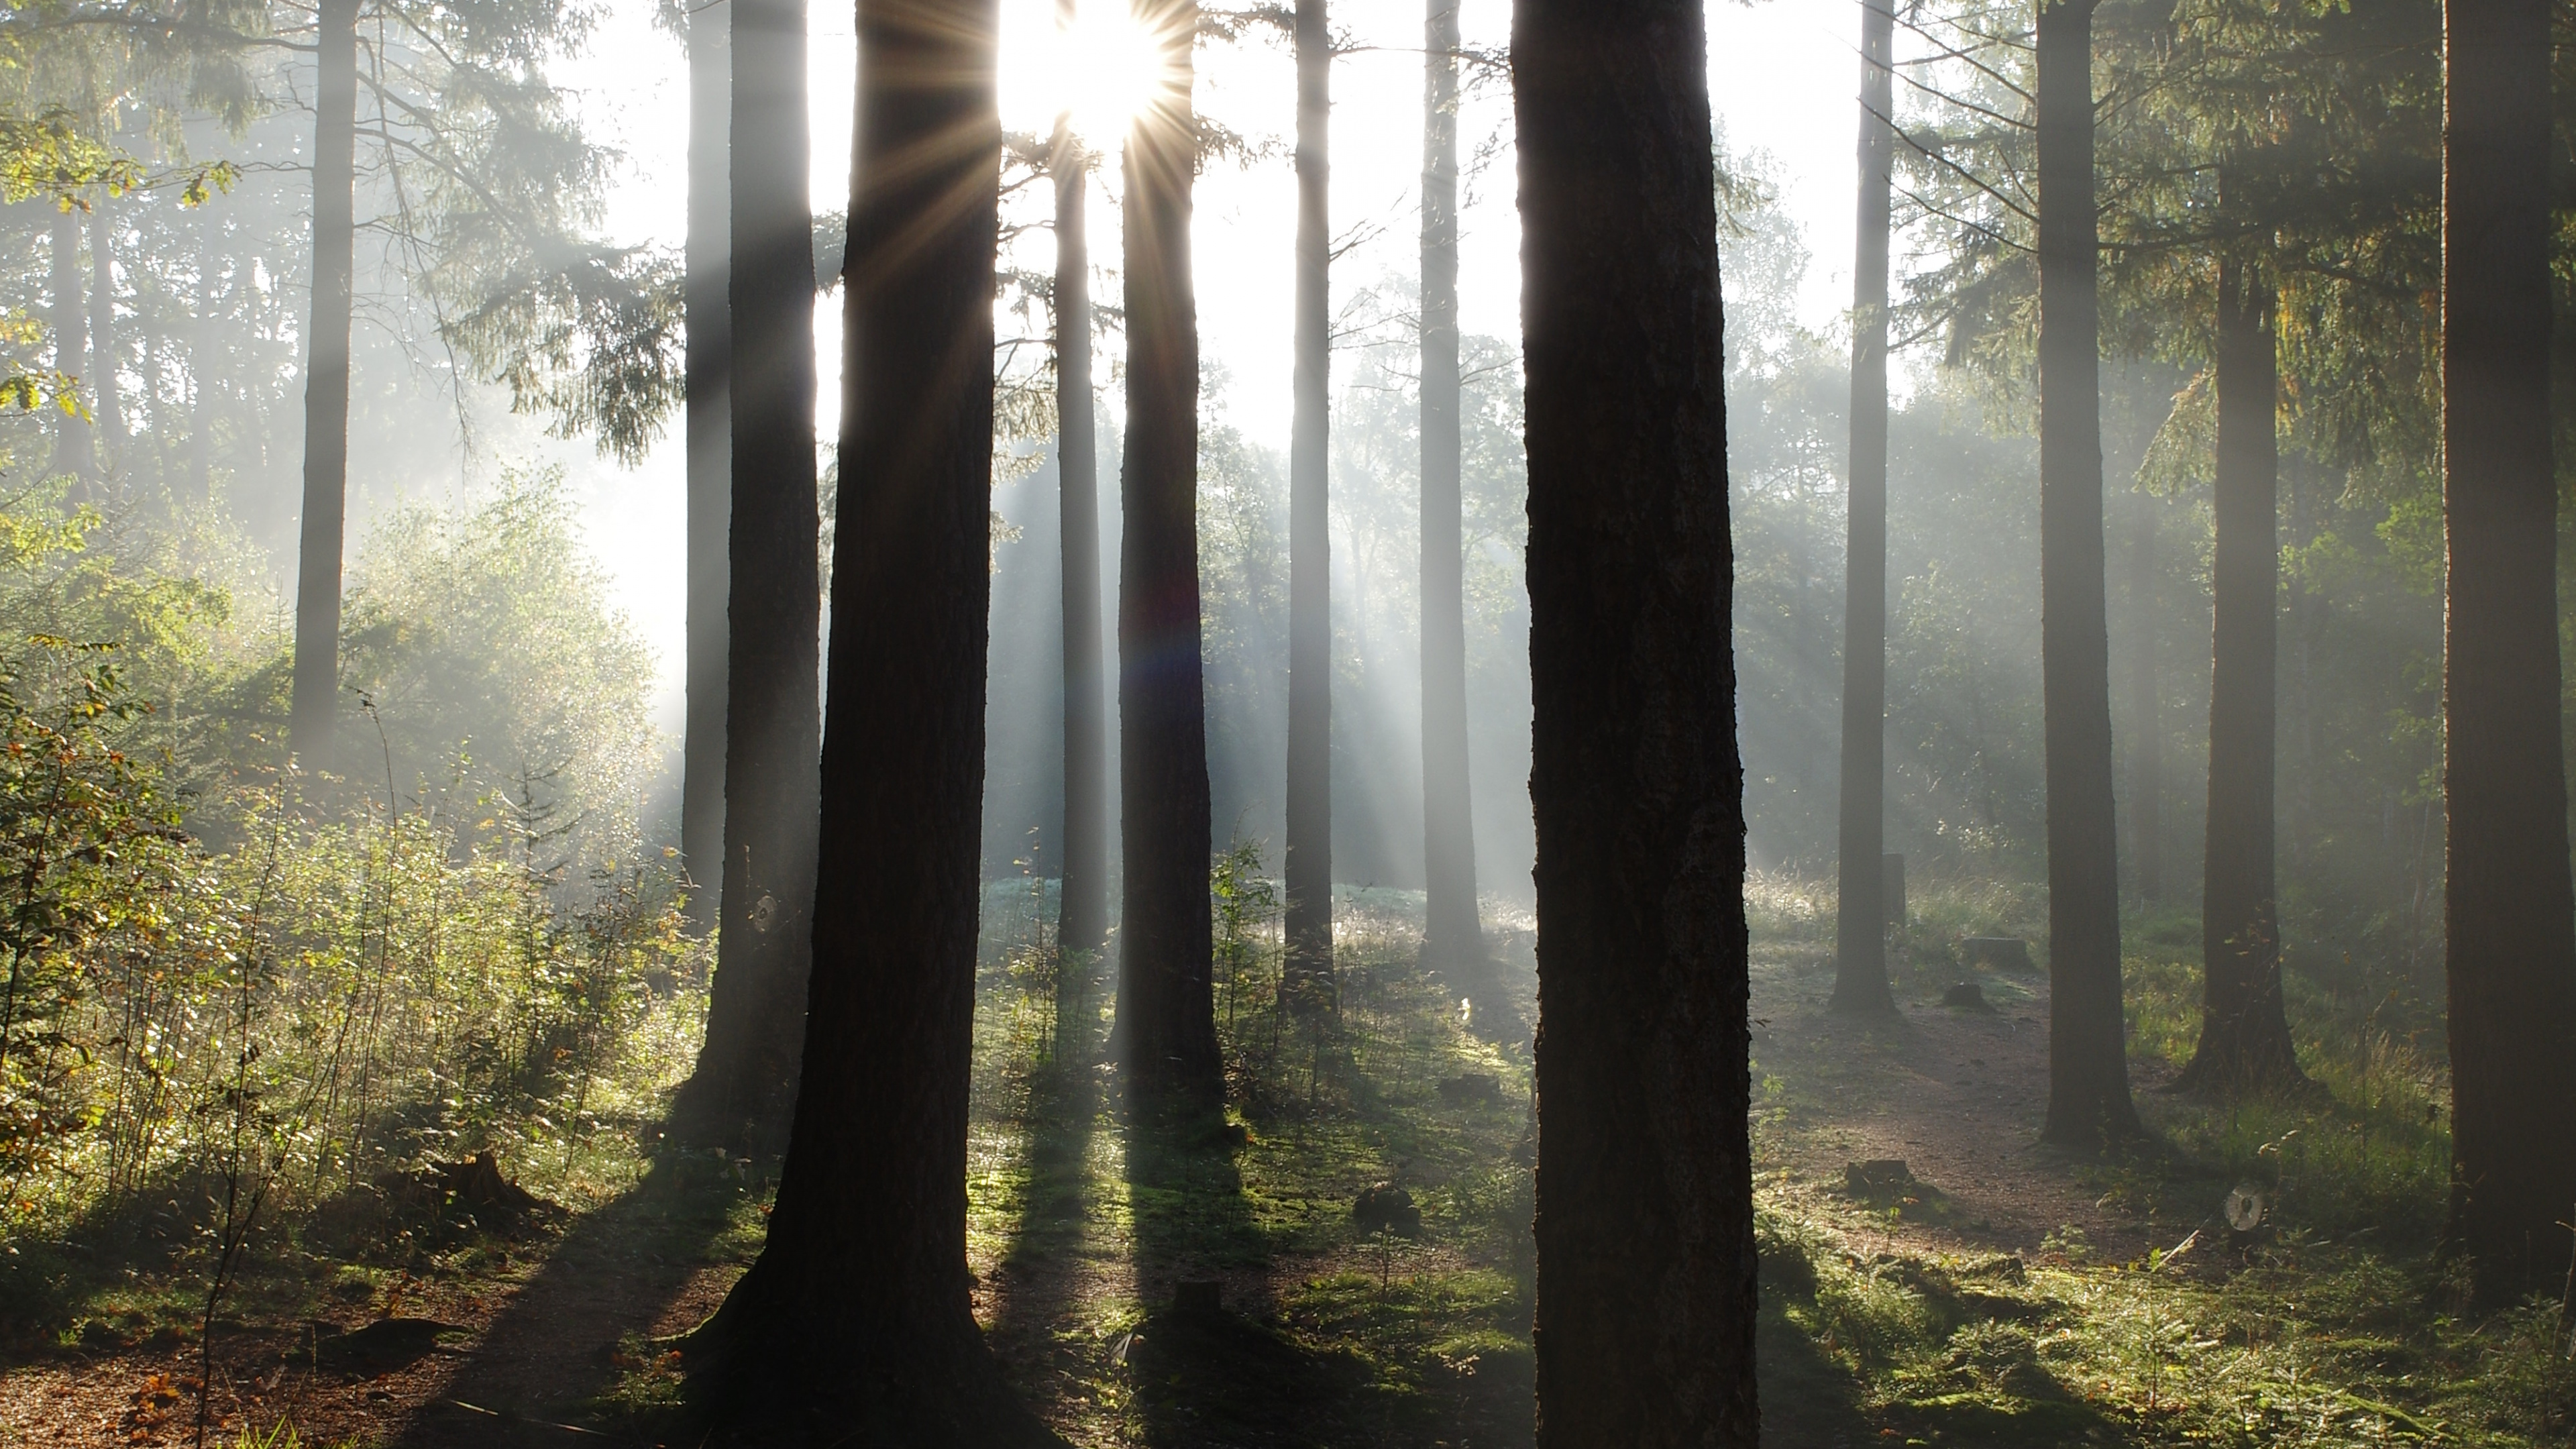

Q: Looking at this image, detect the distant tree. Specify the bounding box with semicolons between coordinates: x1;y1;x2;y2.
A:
286;0;356;765
1053;6;1107;959
682;0;1061;1433
2031;0;2139;1148
1114;0;1221;1106
2123;492;2160;903
48;199;84;479
1516;0;1756;1441
683;0;732;936
677;0;821;1150
84;194;117;472
1829;0;1894;1016
2440;0;2575;1309
1280;0;1332;1009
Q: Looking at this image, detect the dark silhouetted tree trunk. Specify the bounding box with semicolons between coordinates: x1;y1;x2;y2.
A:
2178;257;2306;1095
682;0;732;936
1114;0;1221;1107
2126;494;2161;902
1281;0;1332;1009
2441;0;2576;1308
1054;61;1107;959
49;203;85;481
1419;0;1487;996
290;0;358;765
1515;0;1756;1439
678;0;820;1151
2033;0;2141;1148
87;199;118;475
1829;0;1894;1017
684;0;1061;1436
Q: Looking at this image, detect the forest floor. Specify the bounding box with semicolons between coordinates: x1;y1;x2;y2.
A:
1;878;2567;1446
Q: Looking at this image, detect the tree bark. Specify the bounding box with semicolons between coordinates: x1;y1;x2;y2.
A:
1114;0;1222;1108
87;198;119;476
2033;0;2141;1148
682;0;733;936
2125;492;2161;902
290;0;358;767
2440;0;2576;1308
1418;0;1487;992
685;0;1059;1436
1281;0;1333;1010
49;203;86;482
1054;73;1107;959
1515;0;1756;1440
2177;258;2306;1095
1829;0;1895;1016
678;0;821;1152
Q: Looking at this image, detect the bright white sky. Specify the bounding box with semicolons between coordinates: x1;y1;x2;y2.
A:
548;0;1866;715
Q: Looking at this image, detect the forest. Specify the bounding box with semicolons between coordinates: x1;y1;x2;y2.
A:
0;0;2571;1442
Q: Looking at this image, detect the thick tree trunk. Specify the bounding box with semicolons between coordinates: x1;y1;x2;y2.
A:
1829;0;1895;1016
1054;91;1108;959
2178;258;2307;1095
2126;493;2161;902
49;203;85;481
1515;0;1756;1440
686;0;1058;1436
682;0;733;936
679;0;821;1152
2440;0;2576;1308
290;0;358;767
2033;0;2141;1148
1114;0;1222;1108
1281;0;1333;1010
1418;0;1487;991
87;199;118;476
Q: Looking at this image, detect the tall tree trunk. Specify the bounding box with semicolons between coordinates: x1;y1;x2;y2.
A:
2126;492;2161;901
2441;0;2576;1308
1114;0;1221;1108
2178;257;2306;1094
191;221;214;506
685;0;1058;1436
87;198;119;478
1515;0;1756;1439
290;0;358;766
678;0;821;1152
49;203;86;482
1419;0;1488;990
1281;0;1333;1009
682;0;733;936
1829;0;1895;1016
1054;56;1107;958
2033;0;2140;1148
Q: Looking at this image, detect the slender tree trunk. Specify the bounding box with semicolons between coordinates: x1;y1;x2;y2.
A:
2033;0;2140;1148
2126;492;2161;902
1114;0;1221;1108
1829;0;1895;1016
1516;0;1756;1439
2441;0;2576;1308
2178;257;2306;1094
49;203;86;482
191;223;214;506
1054;63;1107;958
87;198;119;478
678;0;821;1152
290;0;358;766
1419;0;1487;991
682;0;733;936
1281;0;1333;1010
686;0;1059;1436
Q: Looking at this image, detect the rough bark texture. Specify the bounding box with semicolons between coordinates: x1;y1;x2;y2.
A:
1418;0;1488;995
86;199;118;474
1054;92;1107;959
682;0;732;936
1829;0;1895;1017
2440;0;2576;1308
1281;0;1334;1010
2178;260;2307;1095
1515;0;1757;1440
687;0;1057;1437
49;203;85;481
2125;493;2161;902
679;0;820;1152
289;0;358;767
2033;0;2141;1148
1115;0;1222;1107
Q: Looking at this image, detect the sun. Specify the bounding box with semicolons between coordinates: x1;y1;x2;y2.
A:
1001;0;1181;146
